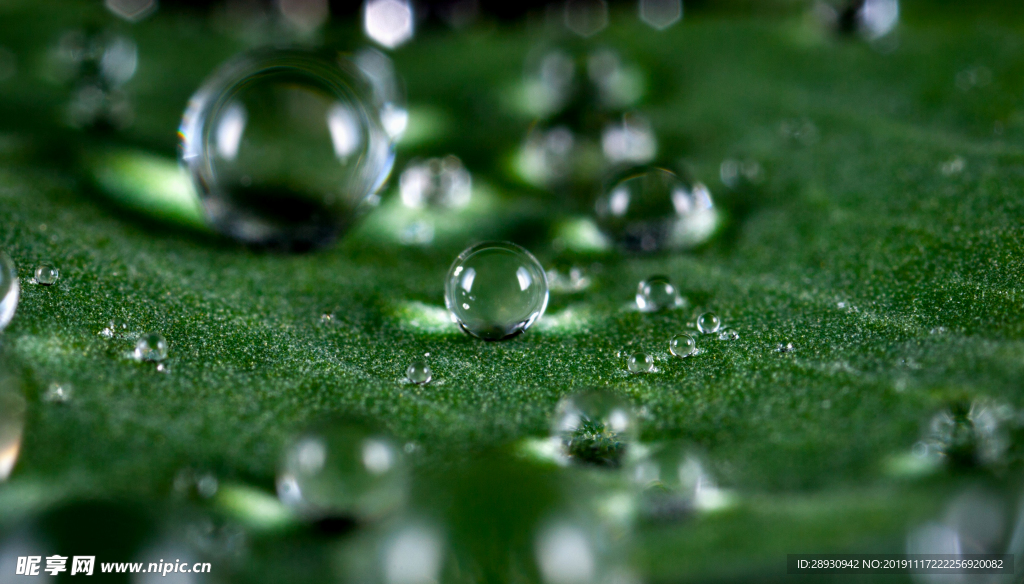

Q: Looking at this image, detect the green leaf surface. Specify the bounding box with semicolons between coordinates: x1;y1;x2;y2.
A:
1;1;1023;581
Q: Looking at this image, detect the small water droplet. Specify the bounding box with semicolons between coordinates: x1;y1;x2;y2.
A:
179;49;394;250
595;166;717;253
923;399;1016;468
173;468;219;499
277;422;407;519
320;312;333;324
444;241;549;341
547;263;591;294
43;382;72;403
941;155;965;175
635;275;682;312
627;351;654;374
553;390;637;467
33;265;59;286
696;312;721;334
717;330;739;341
669;334;696;358
406;359;432;385
720;157;764;189
776;342;795;353
0;251;19;332
133;332;168;362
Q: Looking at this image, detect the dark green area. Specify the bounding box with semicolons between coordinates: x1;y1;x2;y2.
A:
0;0;1023;582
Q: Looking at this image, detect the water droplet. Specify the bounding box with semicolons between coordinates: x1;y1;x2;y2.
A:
776;342;794;353
696;312;721;334
635;275;682;312
601;112;656;165
717;330;739;341
626;352;654;374
43;382;72;403
817;0;899;40
631;444;729;517
0;375;25;481
719;158;764;189
941;156;965;175
173;468;219;499
133;332;168;362
400;155;471;210
179;49;394;250
923;399;1016;468
534;520;599;584
778;117;819;145
563;0;609;38
0;251;19;332
363;0;415;49
595;166;717;253
639;0;682;29
669;334;696;358
444;241;549;341
553;390;637;467
277;422;406;519
33;265;58;286
405;359;432;385
547;263;591;294
320;312;334;324
49;30;137;129
105;0;157;22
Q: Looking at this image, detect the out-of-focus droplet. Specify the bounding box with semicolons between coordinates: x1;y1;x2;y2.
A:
717;330;739;341
400;155;471;210
626;352;653;374
0;47;17;83
907;489;1007;564
445;241;549;341
632;445;730;517
278;0;329;33
595;167;717;253
354;48;408;140
601;112;656;165
923;400;1016;468
638;0;682;30
776;342;794;353
277;422;407;519
719;158;764;189
0;251;19;332
105;0;158;22
406;359;432;385
364;0;415;49
564;0;609;38
696;312;720;334
33;265;59;286
534;521;597;584
44;382;72;403
553;390;637;467
0;373;25;481
381;522;446;584
179;49;394;249
50;30;137;130
669;333;695;358
174;468;220;499
517;125;580;188
134;332;168;362
817;0;898;40
941;156;965;176
635;275;682;312
547;262;591;294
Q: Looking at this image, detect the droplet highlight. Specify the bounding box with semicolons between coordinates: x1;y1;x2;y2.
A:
0;251;18;332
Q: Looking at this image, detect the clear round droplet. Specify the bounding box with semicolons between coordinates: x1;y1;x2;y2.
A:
627;352;654;374
406;359;432;385
399;155;471;210
134;332;168;362
595;166;717;253
44;382;72;403
179;49;395;250
277;422;407;519
444;241;549;341
636;275;681;312
696;312;721;334
34;265;59;286
669;334;696;358
0;251;19;332
553;390;637;467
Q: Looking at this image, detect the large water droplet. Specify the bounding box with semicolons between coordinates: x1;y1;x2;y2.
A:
33;265;59;286
179;49;394;250
0;251;19;332
405;359;432;385
553;390;637;468
631;444;729;517
626;352;653;374
696;312;721;334
635;275;681;312
595;166;717;253
669;333;695;358
445;241;549;341
277;422;406;519
134;332;168;362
